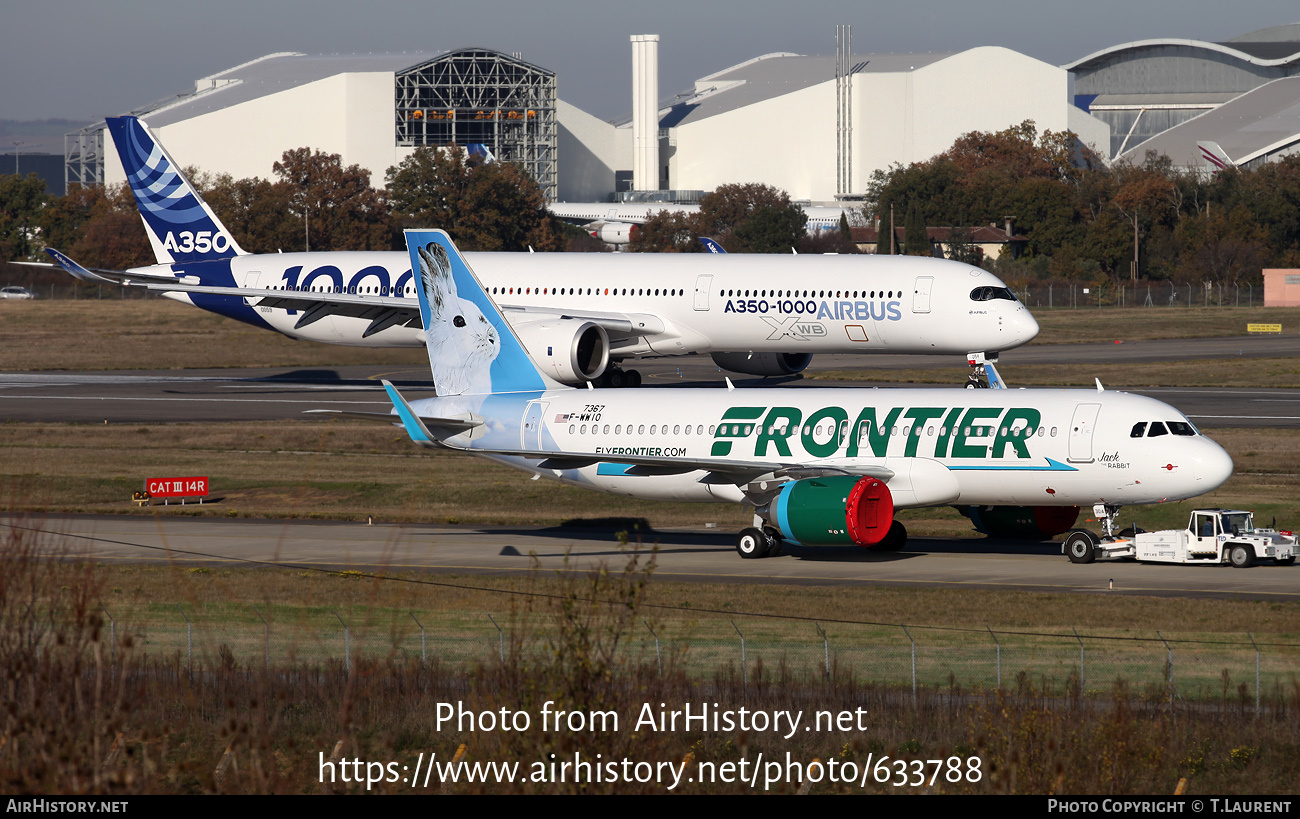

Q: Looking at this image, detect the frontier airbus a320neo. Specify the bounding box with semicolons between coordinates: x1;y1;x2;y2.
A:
50;116;1037;387
321;229;1234;559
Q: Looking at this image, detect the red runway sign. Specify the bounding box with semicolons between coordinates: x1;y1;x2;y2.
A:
146;477;209;498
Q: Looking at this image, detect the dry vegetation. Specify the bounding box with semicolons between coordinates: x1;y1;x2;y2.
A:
2;526;1298;795
2;300;1299;372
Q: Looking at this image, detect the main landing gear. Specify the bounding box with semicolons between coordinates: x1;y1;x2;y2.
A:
593;365;642;388
734;519;909;558
736;527;782;559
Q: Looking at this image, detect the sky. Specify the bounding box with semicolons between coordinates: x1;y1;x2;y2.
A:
2;0;1297;127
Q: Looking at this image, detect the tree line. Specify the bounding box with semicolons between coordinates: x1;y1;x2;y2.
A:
3;122;1298;280
0;145;579;270
866;120;1298;288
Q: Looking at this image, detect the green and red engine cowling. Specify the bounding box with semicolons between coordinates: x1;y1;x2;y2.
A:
769;476;894;547
957;505;1080;539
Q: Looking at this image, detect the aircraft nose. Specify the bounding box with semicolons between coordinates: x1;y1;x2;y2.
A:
1009;307;1040;346
1192;437;1234;492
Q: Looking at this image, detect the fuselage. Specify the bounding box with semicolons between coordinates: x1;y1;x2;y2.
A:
547;202;852;237
411;386;1233;507
141;251;1038;358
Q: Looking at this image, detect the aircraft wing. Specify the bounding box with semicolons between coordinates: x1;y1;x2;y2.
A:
435;442;895;485
499;305;666;336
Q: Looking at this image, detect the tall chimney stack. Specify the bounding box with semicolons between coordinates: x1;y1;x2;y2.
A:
631;34;660;192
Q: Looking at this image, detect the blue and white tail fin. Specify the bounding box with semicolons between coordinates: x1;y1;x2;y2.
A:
699;236;726;253
466;143;496;163
406;229;566;396
105;116;246;265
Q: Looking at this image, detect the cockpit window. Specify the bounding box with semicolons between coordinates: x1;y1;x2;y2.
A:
969;286;1017;302
1147;422;1169;438
1130;422;1147;438
1167;421;1195;436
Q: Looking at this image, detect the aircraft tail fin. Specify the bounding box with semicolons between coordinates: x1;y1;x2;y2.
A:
1197;141;1236;171
466;143;496;163
699;237;726;253
405;229;566;397
104;116;246;265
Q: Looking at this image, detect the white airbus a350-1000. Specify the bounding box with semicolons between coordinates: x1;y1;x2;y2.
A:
49;116;1037;387
317;228;1234;559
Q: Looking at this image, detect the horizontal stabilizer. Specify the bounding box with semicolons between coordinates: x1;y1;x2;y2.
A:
304;409;483;431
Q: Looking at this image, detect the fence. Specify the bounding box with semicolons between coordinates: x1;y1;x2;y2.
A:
1016;281;1261;310
78;604;1300;710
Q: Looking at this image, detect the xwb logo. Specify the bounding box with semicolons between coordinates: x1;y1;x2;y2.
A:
761;316;827;341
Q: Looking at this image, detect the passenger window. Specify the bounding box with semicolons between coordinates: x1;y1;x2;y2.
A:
708;425;715;436
569;425;575;434
684;425;691;436
1130;423;1147;438
615;425;621;434
580;425;587;434
1051;428;1057;437
638;425;645;434
1147;422;1169;438
603;425;610;434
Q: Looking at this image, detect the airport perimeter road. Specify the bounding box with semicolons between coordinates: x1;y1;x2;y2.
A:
13;514;1299;601
3;350;1300;427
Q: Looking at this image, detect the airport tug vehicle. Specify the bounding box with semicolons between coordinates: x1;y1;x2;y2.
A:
1064;507;1297;567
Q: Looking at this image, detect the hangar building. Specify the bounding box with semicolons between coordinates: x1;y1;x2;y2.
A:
70;42;1107;207
564;46;1109;204
1064;24;1300;169
73;49;561;200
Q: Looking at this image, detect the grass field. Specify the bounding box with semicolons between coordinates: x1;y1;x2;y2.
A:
1;299;1298;372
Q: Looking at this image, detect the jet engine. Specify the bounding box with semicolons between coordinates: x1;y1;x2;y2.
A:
711;352;813;377
511;318;609;385
766;476;894;547
957;505;1081;539
591;223;637;245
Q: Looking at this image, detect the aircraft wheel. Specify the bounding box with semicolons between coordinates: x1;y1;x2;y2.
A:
763;530;783;558
627;369;642;387
876;520;908;551
1229;544;1256;568
1276;555;1295;566
737;528;768;559
608;369;626;388
1065;529;1099;564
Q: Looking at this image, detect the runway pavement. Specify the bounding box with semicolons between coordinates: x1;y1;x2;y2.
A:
2;334;1300;426
10;513;1298;601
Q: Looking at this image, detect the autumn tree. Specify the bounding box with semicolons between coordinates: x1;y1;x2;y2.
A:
37;183;103;255
385;145;564;252
627;209;698;252
0;173;47;260
274;148;390;252
67;183;153;269
197;172;300;254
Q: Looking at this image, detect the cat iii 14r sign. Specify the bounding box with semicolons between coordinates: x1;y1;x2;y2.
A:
145;477;209;502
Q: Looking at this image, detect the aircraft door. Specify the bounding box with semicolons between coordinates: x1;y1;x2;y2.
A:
1068;403;1101;463
912;276;933;313
693;274;714;311
243;272;261;305
522;401;548;451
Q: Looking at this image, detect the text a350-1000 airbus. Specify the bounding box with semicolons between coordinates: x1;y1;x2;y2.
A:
326;228;1233;559
48;116;1037;388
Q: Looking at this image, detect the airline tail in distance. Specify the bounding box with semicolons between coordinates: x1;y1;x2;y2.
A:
1197;141;1236;172
105;116;246;265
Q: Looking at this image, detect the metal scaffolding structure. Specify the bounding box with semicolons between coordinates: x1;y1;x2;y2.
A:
64;124;104;191
395;49;558;200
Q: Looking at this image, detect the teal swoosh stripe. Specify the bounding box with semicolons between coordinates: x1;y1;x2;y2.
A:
947;458;1078;472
